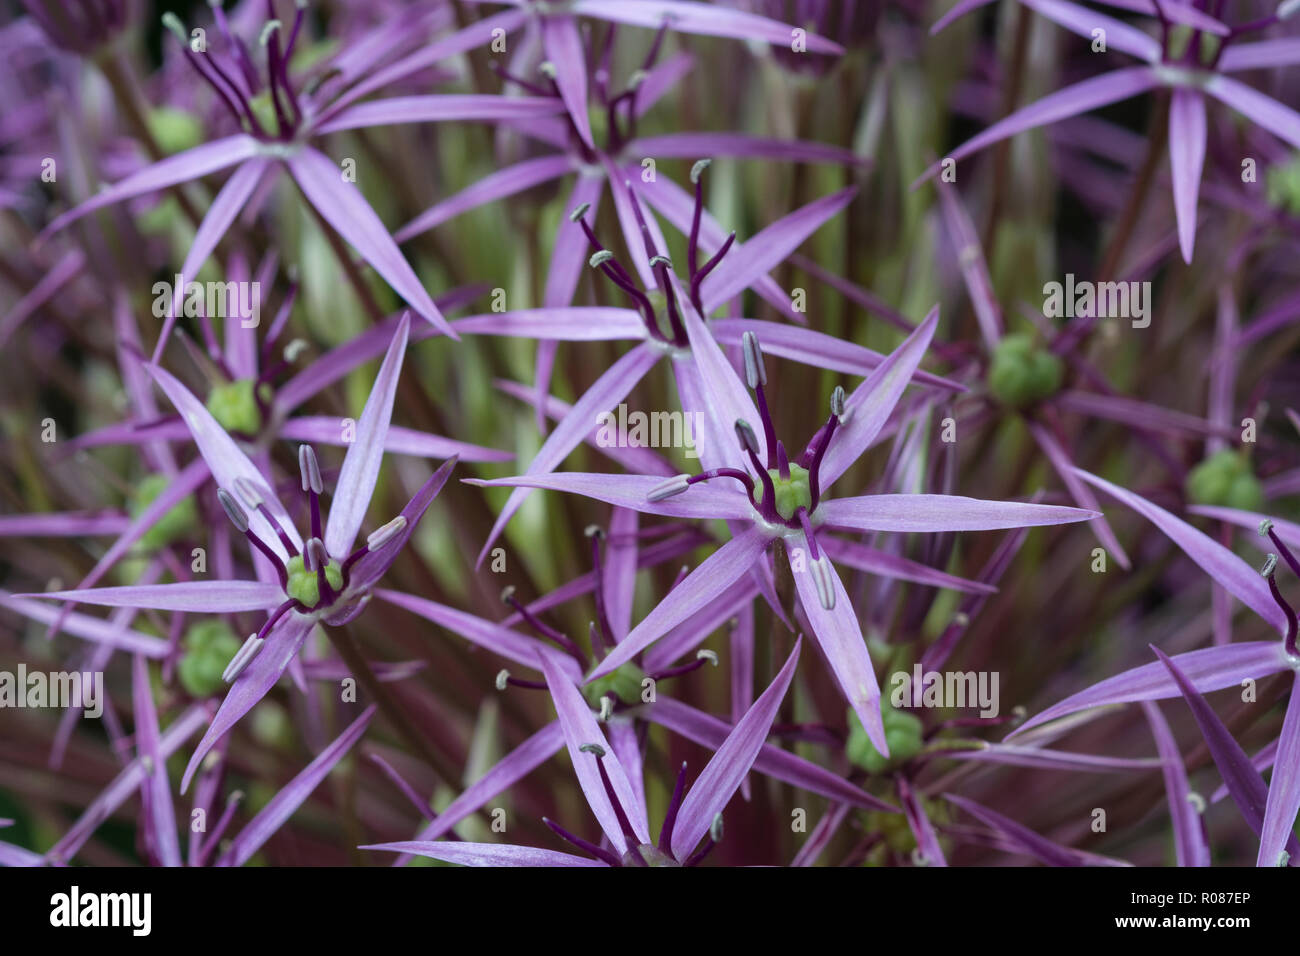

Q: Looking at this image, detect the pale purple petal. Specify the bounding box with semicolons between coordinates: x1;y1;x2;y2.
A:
1205;75;1300;150
588;526;772;681
898;776;947;866
541;16;593;149
571;0;843;54
217;706;376;867
363;840;606;866
819;493;1096;534
316;95;564;134
671;639;801;860
467;472;754;521
325;314;410;557
1140;700;1210;867
396;155;573;241
0;592;169;657
819;535;995;594
453;307;646;341
21;580;285;613
132;655;181;866
1168;88;1207;263
538;651;650;853
287;147;454;336
1075;467;1289;634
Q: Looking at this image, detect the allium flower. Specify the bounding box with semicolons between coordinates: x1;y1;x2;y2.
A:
925;0;1300;261
362;639;805;866
472;314;1098;748
37;3;566;356
14;315;455;790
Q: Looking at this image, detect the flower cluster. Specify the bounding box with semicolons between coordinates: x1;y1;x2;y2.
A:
1;0;1299;870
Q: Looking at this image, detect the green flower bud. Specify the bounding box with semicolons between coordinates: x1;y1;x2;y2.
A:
583;662;646;709
285;554;344;607
177;619;242;698
987;334;1063;409
131;473;198;550
846;703;925;774
205;379;271;436
1186;449;1265;512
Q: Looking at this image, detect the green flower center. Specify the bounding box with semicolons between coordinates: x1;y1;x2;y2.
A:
177;620;243;698
205;379;272;436
582;662;646;709
987;333;1063;409
846;703;924;774
147;107;204;156
131;473;198;549
1186;449;1265;512
285;553;344;608
754;464;812;522
624;844;679;867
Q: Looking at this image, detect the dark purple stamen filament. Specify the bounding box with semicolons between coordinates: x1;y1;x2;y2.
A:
543;817;622;867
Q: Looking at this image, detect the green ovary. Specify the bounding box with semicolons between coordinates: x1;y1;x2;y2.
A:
754;464;812;522
846;702;924;774
177;619;243;698
987;333;1063;409
205;379;271;435
131;473;197;549
285;554;344;608
1186;449;1265;512
583;662;646;708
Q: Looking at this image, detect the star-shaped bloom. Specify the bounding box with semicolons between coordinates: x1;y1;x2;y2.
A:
37;5;566;357
923;0;1300;261
15;314;455;791
471;311;1098;750
362;639;805;866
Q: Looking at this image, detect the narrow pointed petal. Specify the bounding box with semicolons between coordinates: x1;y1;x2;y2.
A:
132;655;181;867
396;155;573;241
325;314;410;557
571;0;842;53
670;639;801;860
363;840;606;867
1012;641;1291;737
819;536;996;594
40;135;261;237
538;651;650;854
701;188;855;314
407;722;564;850
316;95;565;135
469;343;662;566
645;698;896;811
1140;701;1211;867
1075;467;1288;633
217;706;376;867
47;705;208;863
945;793;1127;866
342;458;459;594
708;318;962;391
150;363;302;559
819;493;1096;534
790;545;887;755
541;16;594;150
1152;646;1300;865
818;307;938;489
604;507;640;642
280;417;510;463
914;68;1160;185
1204;75;1300;151
181;613;315;793
1027;423;1129;568
1168;88;1207;263
1220;38;1300;72
287;148;455;337
0;593;169;657
20;580;285;613
466;472;754;521
588;526;772;681
1258;678;1300;867
374;588;579;678
898;776;947;866
160;159;271;360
